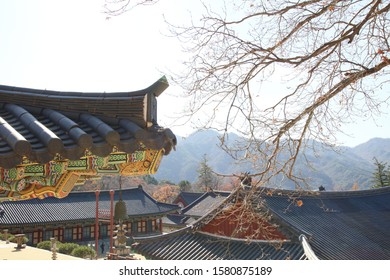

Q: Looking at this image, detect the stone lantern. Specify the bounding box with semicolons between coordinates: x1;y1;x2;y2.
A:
112;220;131;256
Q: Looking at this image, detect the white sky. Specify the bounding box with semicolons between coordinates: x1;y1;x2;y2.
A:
0;0;389;147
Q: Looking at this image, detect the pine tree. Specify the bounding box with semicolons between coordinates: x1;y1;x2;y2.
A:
142;175;158;185
372;158;390;188
195;154;219;192
178;180;192;192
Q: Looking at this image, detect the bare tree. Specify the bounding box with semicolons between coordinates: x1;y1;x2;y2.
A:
104;0;159;16
106;0;390;189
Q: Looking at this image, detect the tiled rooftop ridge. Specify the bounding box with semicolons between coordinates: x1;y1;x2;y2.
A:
0;77;176;200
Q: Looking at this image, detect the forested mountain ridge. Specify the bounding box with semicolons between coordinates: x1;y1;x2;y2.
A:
154;130;390;190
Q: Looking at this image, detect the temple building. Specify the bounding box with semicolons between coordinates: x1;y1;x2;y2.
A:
134;186;390;260
0;76;176;201
163;190;230;232
172;191;204;208
0;185;179;246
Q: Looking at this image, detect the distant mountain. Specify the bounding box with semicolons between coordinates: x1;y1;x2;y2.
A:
154;130;390;190
155;130;243;184
289;144;373;190
352;138;390;163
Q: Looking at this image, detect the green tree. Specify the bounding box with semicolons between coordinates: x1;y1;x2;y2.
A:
195;154;219;192
372;158;390;188
178;180;192;192
142;175;158;185
158;179;175;185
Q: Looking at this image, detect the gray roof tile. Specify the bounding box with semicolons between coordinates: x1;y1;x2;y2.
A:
134;230;303;260
136;187;390;260
182;191;231;218
0;76;176;169
173;192;204;206
261;187;390;259
0;186;179;225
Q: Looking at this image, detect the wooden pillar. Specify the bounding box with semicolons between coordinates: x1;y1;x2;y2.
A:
110;189;114;254
95;190;100;258
159;218;162;233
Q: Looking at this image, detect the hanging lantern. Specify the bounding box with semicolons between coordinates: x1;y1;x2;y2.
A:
114;199;128;221
114;176;128;222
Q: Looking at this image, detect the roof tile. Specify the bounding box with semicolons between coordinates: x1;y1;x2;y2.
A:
0;186;179;225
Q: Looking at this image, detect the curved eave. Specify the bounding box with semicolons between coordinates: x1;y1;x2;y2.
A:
0;77;176;169
0;76;168;100
0;76;168;127
133;229;304;260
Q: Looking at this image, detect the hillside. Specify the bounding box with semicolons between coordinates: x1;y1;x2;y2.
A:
154;130;390;190
352;138;390;162
155;130;250;185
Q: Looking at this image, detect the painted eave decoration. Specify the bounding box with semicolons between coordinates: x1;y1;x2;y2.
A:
0;76;176;201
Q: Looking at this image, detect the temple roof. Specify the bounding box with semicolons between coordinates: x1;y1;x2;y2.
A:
180;191;231;218
134;186;390;260
163;191;232;228
0;76;176;169
0;186;179;225
172;191;204;207
261;186;390;259
162;214;191;227
0;77;177;201
134;228;304;260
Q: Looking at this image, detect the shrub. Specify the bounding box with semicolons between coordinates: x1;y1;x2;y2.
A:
0;233;14;242
37;240;63;251
8;235;29;244
71;245;96;259
58;243;79;255
36;240;52;251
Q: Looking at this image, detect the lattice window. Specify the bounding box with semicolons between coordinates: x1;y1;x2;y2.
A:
137;221;147;233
